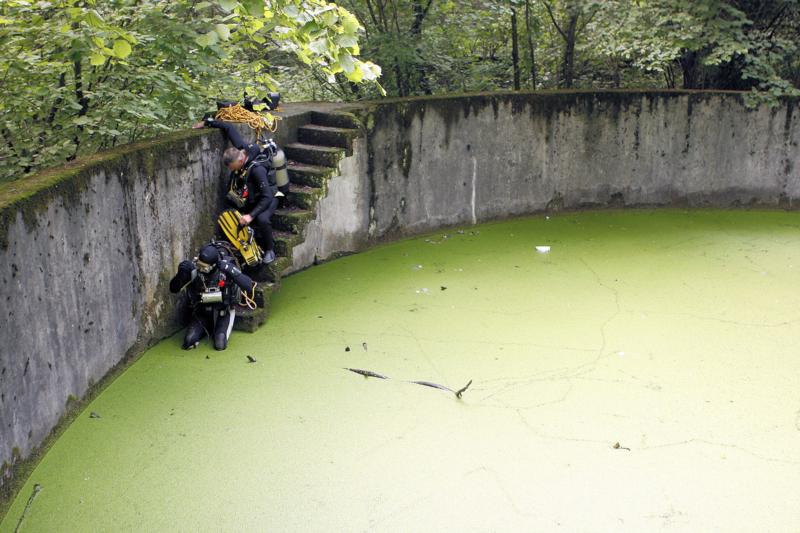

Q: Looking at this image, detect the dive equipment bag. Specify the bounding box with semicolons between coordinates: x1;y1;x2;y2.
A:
217;209;264;267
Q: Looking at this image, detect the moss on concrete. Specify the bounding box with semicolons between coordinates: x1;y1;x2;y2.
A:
0;129;213;249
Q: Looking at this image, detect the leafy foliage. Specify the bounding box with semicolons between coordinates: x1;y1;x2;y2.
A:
2;0;798;181
0;0;381;181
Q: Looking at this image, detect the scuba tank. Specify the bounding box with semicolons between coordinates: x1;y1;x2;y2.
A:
257;137;289;189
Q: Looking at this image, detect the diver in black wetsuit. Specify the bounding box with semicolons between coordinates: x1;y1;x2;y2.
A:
169;242;256;350
194;118;288;264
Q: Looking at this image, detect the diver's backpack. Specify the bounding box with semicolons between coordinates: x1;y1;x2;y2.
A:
217;209;264;267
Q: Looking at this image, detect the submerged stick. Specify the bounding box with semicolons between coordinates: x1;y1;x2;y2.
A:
408;380;454;393
14;483;42;533
455;379;472;398
343;368;472;399
344;368;389;379
409;379;473;399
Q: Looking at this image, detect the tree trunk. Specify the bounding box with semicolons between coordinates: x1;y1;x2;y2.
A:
69;57;89;161
562;13;577;88
679;50;700;89
525;0;537;89
511;7;520;90
410;0;434;95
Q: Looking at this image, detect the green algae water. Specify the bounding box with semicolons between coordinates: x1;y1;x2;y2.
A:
3;209;800;532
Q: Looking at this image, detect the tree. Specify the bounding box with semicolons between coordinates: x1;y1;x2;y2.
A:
0;0;382;181
591;0;800;100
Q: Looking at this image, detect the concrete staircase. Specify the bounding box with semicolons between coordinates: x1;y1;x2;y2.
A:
234;110;362;332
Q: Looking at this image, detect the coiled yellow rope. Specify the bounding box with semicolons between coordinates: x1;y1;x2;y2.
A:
240;282;258;311
214;104;280;138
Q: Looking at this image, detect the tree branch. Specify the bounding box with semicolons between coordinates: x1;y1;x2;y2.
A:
543;1;567;40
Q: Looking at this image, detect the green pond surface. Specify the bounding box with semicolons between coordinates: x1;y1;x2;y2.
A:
3;209;800;532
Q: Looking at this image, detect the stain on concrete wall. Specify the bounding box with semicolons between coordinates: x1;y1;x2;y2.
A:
293;92;799;269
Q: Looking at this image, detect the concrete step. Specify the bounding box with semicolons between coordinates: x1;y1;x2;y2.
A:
234;305;268;332
273;207;315;234
311;110;362;130
287;183;324;210
285;143;345;168
273;230;304;258
233;282;276;332
298;124;360;155
288;162;337;188
247;255;292;283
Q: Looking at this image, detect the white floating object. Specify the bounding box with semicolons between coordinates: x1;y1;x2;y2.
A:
536;246;551;253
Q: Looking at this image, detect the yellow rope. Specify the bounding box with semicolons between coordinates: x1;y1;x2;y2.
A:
240;282;258;310
214;104;280;138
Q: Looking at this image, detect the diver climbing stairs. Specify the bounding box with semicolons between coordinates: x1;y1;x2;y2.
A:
232;109;363;333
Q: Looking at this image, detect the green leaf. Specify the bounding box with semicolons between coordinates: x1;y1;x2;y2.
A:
345;66;363;82
308;38;328;56
90;53;106;66
85;10;105;29
195;31;219;47
336;35;358;48
320;10;338;27
341;13;360;34
218;0;237;11
214;24;231;41
241;0;263;17
113;39;132;59
338;51;355;73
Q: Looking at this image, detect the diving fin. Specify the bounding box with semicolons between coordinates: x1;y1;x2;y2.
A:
217;209;264;267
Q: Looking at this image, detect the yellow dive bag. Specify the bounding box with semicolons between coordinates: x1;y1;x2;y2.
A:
217;209;263;267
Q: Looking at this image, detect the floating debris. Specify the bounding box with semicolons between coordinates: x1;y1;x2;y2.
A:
412;264;424;271
455;379;472;398
415;288;430;294
362;342;368;351
344;368;388;379
205;355;210;360
612;442;631;451
409;378;472;399
246;355;257;363
536;246;551;253
89;412;101;419
14;483;42;532
440;286;447;291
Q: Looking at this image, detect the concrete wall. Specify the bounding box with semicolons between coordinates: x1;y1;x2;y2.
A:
0;132;224;484
292;92;799;269
1;91;798;494
0;108;316;489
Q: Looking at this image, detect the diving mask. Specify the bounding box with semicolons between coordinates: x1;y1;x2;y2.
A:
196;259;214;274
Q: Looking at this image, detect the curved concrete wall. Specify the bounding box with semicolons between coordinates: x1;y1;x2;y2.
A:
0;132;224;488
293;92;799;269
1;92;798;497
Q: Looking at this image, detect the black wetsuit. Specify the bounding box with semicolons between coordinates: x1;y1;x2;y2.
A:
169;248;255;350
207;119;279;254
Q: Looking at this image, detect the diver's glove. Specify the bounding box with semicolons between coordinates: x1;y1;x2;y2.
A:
169;261;197;293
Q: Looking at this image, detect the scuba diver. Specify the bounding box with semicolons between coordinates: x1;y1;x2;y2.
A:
169;242;257;350
193;110;289;265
